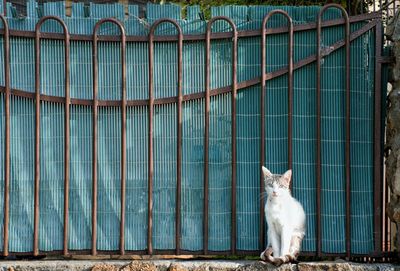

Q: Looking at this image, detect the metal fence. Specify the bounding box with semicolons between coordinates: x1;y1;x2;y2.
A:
0;0;391;259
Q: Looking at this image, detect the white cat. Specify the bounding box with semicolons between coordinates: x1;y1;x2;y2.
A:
260;166;306;266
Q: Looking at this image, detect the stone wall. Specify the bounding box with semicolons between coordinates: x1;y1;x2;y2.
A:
385;11;400;251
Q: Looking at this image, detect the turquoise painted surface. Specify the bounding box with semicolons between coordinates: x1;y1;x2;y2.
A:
153;104;177;249
181;100;204;251
39;101;64;251
69;105;92;250
9;97;35;252
97;107;121;251
125;106;148;251
0;2;382;254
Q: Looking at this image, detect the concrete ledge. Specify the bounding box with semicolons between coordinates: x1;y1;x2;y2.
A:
0;260;398;271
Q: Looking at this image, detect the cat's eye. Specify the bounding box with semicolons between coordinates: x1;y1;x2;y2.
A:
267;183;273;187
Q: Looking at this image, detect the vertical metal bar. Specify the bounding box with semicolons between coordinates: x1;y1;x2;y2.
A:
260;14;266;252
3;0;6;16
204;17;237;254
175;25;183;256
204;21;211;256
1;15;10;257
61;20;71;258
374;20;383;255
231;21;237;257
148;23;154;256
287;16;294;176
148;19;183;255
34;21;41;257
317;4;351;258
92;23;99;257
92;18;126;256
261;10;294;251
347;0;351;15
120;23;126;257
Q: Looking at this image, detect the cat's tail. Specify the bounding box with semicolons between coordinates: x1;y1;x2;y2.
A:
260;235;303;266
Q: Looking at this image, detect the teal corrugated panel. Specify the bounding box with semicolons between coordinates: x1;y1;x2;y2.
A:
128;5;139;17
39;101;64;251
186;5;200;20
97;106;121;251
69;105;92;250
182;41;205;95
208;94;231;251
9;96;35;252
89;3;125;21
125;106;148;251
153;41;178;99
7;18;37;31
126;42;148;100
98;41;122;101
124;19;148;36
147;3;181;20
40;39;65;97
236;86;260;250
349;23;374;254
181;99;204;251
211;5;248;29
321;46;346;253
27;0;38;18
65;18;97;35
152;104;177;249
70;41;93;100
43;1;65;17
10;37;35;92
237;36;259;82
210;40;232;89
0;93;4;251
292;62;317;252
71;2;85;18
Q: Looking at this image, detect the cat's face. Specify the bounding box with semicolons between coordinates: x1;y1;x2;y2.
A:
261;166;292;199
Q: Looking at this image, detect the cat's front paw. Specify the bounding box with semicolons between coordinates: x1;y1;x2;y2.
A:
260;247;274;262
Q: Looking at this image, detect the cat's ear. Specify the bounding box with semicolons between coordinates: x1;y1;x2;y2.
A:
261;166;272;178
281;169;292;187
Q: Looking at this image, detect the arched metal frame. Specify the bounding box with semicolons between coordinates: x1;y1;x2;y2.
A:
0;6;386;258
204;16;237;255
260;10;294;251
316;4;350;258
34;16;70;257
148;18;183;255
92;18;126;256
0;14;10;258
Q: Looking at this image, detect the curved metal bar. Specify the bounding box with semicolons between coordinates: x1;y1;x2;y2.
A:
0;14;10;258
92;17;126;256
34;15;70;257
148;18;183;255
317;4;350;258
204;16;237;255
260;9;294;252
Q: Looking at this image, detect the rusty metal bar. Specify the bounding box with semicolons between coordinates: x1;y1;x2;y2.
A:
3;0;6;16
261;9;294;250
204;19;211;255
317;4;351;258
204;16;238;254
91;18;127;256
148;21;154;256
0;14;9;257
148;18;183;255
374;20;383;255
33;16;72;257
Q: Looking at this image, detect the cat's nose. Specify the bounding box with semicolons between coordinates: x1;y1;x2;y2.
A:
272;191;277;197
